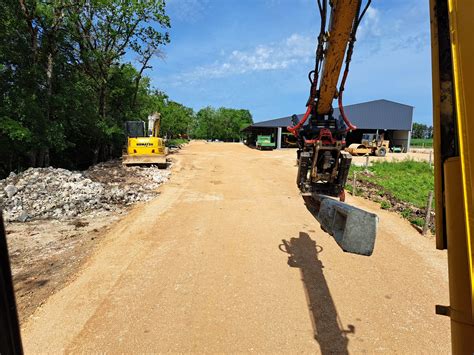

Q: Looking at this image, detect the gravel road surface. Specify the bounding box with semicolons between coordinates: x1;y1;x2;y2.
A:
22;142;450;353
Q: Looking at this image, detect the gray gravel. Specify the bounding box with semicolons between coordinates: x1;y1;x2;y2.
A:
0;161;170;222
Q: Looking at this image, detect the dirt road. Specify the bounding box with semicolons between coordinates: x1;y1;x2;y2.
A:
22;142;450;353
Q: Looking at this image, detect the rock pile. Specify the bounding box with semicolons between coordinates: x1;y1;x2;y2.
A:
0;161;170;222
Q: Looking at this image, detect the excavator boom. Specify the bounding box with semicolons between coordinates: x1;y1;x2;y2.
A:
317;0;360;115
287;0;378;256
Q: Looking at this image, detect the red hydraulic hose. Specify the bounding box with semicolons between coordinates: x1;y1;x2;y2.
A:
338;92;357;131
338;69;357;132
287;105;312;137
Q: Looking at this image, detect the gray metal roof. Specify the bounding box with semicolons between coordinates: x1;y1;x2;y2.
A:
248;99;414;131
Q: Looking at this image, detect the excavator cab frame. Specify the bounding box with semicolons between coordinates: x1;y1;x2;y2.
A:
430;0;474;350
1;1;474;352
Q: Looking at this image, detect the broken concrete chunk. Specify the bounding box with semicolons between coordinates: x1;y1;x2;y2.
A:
5;184;18;198
17;211;30;222
0;160;170;222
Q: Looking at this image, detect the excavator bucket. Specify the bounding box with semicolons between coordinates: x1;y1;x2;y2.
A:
306;194;378;256
122;154;168;168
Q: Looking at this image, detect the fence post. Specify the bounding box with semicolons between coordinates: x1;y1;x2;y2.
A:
423;191;434;235
352;171;357;196
365;155;369;171
429;150;432;168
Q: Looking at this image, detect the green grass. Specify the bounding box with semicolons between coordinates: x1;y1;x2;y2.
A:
350;160;434;209
166;138;189;147
411;138;433;148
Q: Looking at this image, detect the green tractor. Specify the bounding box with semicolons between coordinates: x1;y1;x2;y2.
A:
256;135;275;150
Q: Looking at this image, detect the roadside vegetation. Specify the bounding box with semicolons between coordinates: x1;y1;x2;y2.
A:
411;122;433;147
411;138;433;148
346;160;434;229
411;122;433;139
166;139;190;148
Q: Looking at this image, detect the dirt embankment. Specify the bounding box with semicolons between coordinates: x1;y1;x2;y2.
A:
352;171;434;233
1;160;171;322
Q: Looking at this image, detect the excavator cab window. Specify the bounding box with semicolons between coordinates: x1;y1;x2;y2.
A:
124;121;145;138
362;133;375;141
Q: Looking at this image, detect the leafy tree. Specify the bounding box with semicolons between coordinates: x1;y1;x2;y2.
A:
0;0;254;179
67;0;170;117
192;107;253;141
412;122;433;139
161;101;194;138
193;107;217;139
0;0;171;176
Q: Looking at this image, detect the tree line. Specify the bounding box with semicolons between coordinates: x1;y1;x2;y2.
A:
412;123;433;139
0;1;252;178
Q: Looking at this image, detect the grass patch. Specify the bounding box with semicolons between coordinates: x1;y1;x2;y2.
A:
409;216;425;228
350;160;434;209
411;138;433;148
166;138;189;147
348;159;435;231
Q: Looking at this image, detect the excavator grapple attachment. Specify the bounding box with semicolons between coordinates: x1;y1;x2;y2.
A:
309;194;378;256
288;0;377;255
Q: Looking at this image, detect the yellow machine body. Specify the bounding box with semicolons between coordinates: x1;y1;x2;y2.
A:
430;0;474;351
123;137;167;165
346;133;389;157
122;113;167;166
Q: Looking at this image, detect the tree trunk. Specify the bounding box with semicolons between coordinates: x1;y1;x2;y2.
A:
46;52;54;121
44;147;50;167
92;147;99;165
99;84;107;118
37;148;46;167
27;150;37;167
7;154;12;173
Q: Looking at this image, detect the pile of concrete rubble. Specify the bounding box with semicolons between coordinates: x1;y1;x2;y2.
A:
0;161;170;222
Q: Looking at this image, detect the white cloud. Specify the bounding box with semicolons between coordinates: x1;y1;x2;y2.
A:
357;7;381;40
356;4;429;54
166;0;209;23
164;3;430;87
170;33;314;84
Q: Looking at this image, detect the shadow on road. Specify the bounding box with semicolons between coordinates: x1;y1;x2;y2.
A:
280;232;354;354
302;195;323;224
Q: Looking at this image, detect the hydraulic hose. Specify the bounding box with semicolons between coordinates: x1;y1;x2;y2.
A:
287;105;312;137
338;68;357;131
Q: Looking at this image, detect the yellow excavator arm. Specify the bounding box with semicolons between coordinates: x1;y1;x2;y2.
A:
148;112;162;138
288;0;371;203
317;0;361;115
293;0;474;349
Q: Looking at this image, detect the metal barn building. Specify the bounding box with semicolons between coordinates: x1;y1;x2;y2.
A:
243;99;414;151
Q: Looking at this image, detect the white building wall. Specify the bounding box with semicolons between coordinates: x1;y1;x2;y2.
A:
277;127;282;149
392;130;411;152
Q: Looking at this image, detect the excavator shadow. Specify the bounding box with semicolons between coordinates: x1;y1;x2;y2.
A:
280;232;355;354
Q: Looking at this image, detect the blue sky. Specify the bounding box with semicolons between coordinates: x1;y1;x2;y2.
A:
149;0;432;125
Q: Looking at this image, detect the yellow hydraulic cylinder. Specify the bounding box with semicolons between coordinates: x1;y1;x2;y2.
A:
446;0;474;320
430;0;474;350
443;158;474;352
